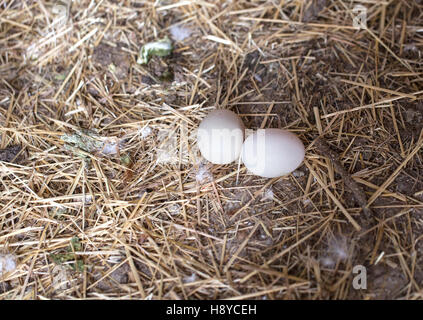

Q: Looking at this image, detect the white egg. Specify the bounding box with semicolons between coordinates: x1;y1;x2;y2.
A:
197;109;245;164
241;129;305;178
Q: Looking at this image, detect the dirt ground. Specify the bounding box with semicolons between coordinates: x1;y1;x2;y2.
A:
0;0;422;299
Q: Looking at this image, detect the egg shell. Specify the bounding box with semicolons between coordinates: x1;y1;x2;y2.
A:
197;109;245;164
241;129;305;178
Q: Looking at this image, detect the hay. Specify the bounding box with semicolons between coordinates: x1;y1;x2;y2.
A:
0;0;423;300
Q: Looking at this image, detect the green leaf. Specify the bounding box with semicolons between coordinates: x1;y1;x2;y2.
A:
54;73;67;81
73;260;84;272
69;236;82;252
120;153;132;166
50;237;84;272
137;37;173;65
108;63;116;73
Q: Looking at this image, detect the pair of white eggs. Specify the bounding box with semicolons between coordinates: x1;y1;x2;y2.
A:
197;110;305;178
